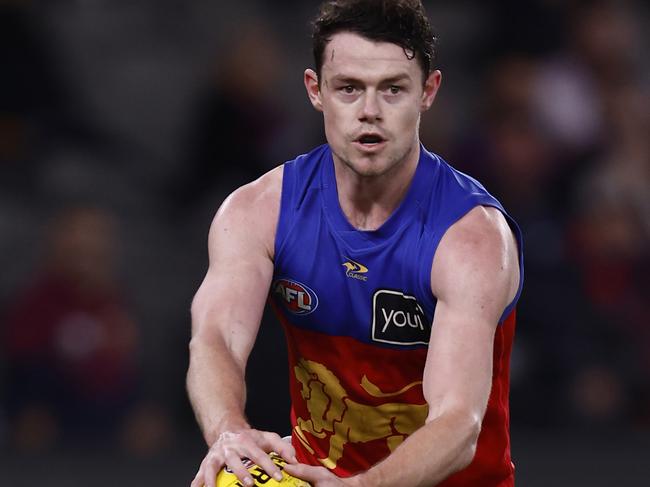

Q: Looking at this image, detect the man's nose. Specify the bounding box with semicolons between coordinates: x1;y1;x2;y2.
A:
359;90;381;122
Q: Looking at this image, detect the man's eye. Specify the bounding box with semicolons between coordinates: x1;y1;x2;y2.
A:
341;85;355;94
389;85;401;94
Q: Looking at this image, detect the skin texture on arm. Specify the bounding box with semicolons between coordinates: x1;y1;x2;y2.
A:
187;166;296;487
285;205;520;487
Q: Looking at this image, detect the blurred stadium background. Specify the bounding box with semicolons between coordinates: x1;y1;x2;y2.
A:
1;0;649;485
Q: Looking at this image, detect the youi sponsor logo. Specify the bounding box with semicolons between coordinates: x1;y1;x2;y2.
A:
371;289;430;345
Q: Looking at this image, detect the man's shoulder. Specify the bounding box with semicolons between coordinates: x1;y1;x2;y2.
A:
223;165;284;217
431;205;520;311
219;143;329;221
208;166;284;259
243;165;284;199
444;206;512;249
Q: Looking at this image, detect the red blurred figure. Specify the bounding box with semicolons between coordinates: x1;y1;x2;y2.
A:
3;206;139;450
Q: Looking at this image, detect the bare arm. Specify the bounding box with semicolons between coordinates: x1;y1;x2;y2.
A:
188;167;295;487
286;206;520;486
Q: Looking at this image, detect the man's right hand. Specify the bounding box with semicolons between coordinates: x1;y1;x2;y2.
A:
190;427;298;487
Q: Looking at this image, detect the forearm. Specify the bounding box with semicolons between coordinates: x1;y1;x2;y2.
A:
353;410;480;487
187;335;250;445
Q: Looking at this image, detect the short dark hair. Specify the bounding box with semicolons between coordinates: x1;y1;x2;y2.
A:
312;0;437;82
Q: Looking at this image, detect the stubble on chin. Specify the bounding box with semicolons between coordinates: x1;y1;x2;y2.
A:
332;135;419;179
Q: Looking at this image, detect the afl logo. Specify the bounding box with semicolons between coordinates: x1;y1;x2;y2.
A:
272;279;319;315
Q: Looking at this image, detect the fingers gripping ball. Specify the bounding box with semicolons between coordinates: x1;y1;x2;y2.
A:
215;452;311;487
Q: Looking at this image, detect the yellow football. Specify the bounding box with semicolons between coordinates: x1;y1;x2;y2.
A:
214;452;311;487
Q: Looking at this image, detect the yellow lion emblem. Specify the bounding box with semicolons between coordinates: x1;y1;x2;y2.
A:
293;358;428;469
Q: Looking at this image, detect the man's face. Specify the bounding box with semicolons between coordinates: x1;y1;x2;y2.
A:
305;31;441;178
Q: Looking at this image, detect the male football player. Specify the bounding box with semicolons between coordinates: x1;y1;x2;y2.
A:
188;1;523;486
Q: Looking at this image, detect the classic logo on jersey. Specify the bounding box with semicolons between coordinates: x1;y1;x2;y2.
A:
293;358;427;470
272;279;318;315
371;290;430;345
342;259;368;281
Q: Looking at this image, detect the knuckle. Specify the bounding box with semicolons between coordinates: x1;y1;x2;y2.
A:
224;451;240;464
207;452;222;465
266;431;282;440
245;435;264;450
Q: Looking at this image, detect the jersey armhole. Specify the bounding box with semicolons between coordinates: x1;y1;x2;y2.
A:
499;213;524;323
274;161;296;264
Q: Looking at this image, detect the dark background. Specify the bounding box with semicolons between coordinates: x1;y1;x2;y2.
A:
1;0;649;485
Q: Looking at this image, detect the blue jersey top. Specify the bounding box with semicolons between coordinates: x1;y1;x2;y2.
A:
269;143;523;483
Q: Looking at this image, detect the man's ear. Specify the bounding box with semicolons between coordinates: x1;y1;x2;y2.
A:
421;69;442;112
304;68;323;112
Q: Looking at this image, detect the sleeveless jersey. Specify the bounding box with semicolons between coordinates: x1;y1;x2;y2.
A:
269;144;524;486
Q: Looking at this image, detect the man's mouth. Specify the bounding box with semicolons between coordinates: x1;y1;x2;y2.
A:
355;133;386;146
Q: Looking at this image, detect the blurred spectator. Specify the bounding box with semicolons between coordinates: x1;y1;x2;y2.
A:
531;0;643;163
453;54;559;220
171;19;289;211
0;206;170;452
565;82;650;427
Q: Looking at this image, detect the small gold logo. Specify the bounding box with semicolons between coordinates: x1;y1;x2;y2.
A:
342;259;368;281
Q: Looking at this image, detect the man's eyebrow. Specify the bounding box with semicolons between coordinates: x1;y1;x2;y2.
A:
380;74;412;84
330;75;362;84
330;73;412;84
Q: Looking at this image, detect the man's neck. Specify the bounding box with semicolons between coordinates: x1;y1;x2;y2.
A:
333;143;420;231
